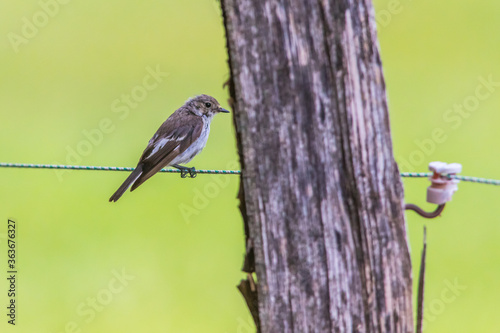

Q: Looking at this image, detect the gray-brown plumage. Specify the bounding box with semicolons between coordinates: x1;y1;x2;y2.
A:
109;94;229;202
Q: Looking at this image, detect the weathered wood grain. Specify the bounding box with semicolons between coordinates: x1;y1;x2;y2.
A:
222;1;413;332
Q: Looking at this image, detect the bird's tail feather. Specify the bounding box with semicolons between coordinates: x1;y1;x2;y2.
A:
109;165;143;202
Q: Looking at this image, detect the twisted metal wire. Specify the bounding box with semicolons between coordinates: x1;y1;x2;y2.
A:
1;163;499;185
0;163;241;175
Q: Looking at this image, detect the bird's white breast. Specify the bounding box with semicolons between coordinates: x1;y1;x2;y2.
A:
169;117;211;165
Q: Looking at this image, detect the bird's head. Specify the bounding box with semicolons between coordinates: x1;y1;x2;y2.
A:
188;94;229;118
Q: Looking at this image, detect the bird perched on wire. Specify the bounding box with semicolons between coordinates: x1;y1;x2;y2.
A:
109;94;229;202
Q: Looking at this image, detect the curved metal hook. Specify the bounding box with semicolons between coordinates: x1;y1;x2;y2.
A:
405;203;445;219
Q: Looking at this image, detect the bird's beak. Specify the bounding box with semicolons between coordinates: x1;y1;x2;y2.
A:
218;107;230;113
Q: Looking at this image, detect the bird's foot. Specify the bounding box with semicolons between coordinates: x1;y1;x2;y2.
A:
188;167;197;178
181;167;197;178
173;165;197;178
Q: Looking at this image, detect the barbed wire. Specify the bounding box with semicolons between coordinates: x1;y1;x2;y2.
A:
1;163;499;185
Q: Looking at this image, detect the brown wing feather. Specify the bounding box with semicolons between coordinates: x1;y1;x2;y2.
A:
130;114;203;191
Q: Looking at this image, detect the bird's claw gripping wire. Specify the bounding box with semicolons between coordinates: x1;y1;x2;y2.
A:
175;165;197;178
188;167;197;178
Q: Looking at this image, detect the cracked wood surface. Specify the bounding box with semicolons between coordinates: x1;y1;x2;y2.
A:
222;1;413;332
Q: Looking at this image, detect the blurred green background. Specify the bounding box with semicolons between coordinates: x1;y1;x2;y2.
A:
0;1;498;332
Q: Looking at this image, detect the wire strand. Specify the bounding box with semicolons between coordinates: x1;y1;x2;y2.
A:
1;162;499;185
0;162;241;175
400;171;500;185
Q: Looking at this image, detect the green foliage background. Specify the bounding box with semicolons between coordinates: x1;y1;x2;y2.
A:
0;1;498;332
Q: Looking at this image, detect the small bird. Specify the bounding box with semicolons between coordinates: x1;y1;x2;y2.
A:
109;94;229;202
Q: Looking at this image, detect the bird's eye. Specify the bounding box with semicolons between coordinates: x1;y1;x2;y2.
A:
204;102;212;108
